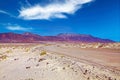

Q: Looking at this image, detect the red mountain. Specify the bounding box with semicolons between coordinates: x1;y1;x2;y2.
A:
57;33;114;43
0;32;114;43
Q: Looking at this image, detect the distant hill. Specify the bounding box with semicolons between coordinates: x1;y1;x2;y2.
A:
0;32;114;43
57;33;114;43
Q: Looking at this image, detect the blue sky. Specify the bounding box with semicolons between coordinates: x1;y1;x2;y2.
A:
0;0;120;41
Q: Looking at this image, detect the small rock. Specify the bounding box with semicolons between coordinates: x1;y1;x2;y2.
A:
26;66;31;69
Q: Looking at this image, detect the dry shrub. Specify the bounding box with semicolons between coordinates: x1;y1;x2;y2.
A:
6;50;12;53
0;55;7;60
25;48;30;52
40;50;47;56
45;44;51;46
61;55;64;58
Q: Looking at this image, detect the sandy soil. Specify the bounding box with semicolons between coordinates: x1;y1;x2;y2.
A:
0;43;120;80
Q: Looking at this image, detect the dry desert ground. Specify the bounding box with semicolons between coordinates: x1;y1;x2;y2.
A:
0;42;120;80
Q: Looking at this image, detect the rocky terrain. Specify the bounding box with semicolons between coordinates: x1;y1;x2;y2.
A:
0;43;120;80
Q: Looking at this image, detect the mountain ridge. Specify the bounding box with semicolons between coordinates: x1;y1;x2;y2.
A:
0;32;115;43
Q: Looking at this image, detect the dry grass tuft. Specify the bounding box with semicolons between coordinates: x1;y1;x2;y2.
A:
61;55;64;58
40;50;47;56
25;48;30;52
6;50;12;53
0;55;7;60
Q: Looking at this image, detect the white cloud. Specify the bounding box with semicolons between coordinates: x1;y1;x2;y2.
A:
19;0;93;20
6;25;32;31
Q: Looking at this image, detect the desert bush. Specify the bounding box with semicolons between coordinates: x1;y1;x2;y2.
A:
25;48;30;52
6;50;12;53
45;44;51;46
40;50;47;56
61;55;64;58
0;55;7;60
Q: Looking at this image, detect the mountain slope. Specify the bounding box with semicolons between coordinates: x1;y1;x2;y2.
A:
0;32;114;43
57;33;114;43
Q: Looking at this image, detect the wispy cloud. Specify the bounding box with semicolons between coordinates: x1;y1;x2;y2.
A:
25;0;32;7
19;0;93;20
6;25;32;31
0;10;16;18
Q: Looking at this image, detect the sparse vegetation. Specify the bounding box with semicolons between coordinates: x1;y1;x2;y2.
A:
0;43;120;80
40;50;47;56
0;55;7;60
61;55;64;58
45;44;51;46
6;50;12;53
25;48;30;52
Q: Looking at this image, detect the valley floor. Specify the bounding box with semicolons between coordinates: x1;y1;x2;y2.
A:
0;43;120;80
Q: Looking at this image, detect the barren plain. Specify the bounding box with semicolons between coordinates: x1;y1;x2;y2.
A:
0;42;120;80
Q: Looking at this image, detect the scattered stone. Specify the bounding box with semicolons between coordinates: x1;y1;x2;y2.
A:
26;66;31;69
63;67;65;70
38;58;45;62
25;78;34;80
36;64;39;67
14;58;19;61
46;62;49;65
108;77;112;80
83;70;88;75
